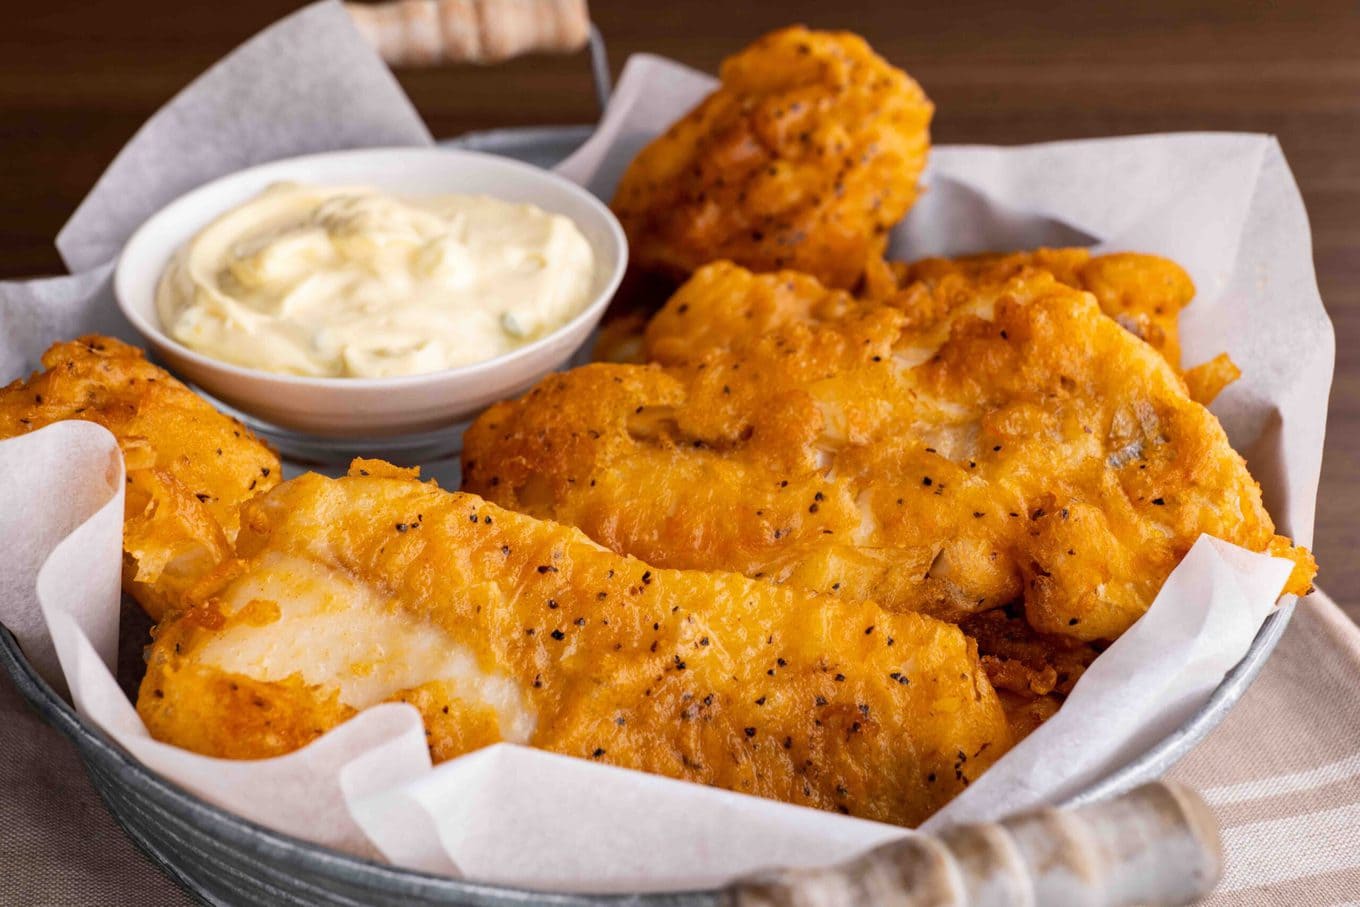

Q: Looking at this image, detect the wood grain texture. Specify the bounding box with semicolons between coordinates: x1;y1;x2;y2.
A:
0;0;1355;617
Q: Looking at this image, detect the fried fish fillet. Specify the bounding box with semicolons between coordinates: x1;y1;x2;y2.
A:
870;249;1195;368
597;247;1239;406
611;26;932;291
0;337;279;619
867;248;1240;403
463;263;1315;653
138;461;1010;827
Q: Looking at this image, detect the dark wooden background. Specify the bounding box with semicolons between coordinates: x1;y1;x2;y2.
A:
2;0;1356;616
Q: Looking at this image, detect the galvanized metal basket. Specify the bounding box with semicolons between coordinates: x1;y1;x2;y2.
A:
0;27;1301;906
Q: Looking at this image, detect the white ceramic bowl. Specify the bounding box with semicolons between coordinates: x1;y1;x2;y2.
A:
115;147;627;438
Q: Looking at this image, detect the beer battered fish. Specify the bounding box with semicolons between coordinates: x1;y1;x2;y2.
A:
867;248;1239;403
138;462;1010;827
611;26;932;292
463;263;1315;653
0;337;280;619
871;249;1194;367
598;248;1239;407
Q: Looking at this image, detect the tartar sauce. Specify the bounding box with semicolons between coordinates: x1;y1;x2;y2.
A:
156;183;597;378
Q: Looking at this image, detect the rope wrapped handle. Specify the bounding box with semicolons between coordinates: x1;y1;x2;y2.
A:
345;0;590;67
727;781;1223;907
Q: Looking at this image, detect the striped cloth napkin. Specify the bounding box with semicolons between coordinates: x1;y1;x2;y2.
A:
3;590;1357;905
1168;591;1360;903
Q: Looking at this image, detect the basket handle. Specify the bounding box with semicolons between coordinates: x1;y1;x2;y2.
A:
726;781;1223;907
345;0;590;67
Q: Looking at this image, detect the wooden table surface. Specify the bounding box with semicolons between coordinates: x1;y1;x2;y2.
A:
2;0;1356;615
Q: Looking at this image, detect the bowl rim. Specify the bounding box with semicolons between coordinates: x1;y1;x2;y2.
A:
113;145;629;390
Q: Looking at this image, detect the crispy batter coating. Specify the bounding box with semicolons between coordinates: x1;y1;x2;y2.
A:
0;337;280;619
138;464;1010;827
958;605;1100;733
874;248;1248;404
598;248;1230;403
1182;353;1242;407
611;26;932;291
463;262;1315;652
873;249;1196;370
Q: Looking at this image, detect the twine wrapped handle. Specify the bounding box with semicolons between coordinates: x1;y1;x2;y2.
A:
345;0;590;67
727;781;1223;907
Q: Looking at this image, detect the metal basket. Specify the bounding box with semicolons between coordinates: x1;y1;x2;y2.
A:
0;29;1301;905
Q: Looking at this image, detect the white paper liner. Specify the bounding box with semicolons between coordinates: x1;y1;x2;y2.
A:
0;4;1333;894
